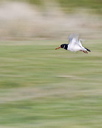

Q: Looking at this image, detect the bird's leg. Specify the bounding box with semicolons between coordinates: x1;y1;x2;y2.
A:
83;51;88;53
80;50;88;53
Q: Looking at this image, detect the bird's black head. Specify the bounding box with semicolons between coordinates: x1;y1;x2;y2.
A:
55;44;68;50
60;44;65;48
60;44;68;50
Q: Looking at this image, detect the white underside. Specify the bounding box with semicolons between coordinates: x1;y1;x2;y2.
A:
68;44;86;52
68;37;87;52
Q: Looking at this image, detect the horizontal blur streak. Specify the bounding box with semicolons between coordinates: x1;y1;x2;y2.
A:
0;1;101;40
0;1;102;128
0;40;102;128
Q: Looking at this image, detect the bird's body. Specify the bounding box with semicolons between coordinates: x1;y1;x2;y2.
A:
55;34;91;53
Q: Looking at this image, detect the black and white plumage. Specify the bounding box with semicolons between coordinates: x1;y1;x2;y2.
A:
55;34;91;53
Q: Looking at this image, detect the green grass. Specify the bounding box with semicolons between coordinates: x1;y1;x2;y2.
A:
6;0;102;14
0;40;102;128
58;0;102;13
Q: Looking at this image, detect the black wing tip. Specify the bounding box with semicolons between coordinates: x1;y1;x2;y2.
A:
85;48;91;52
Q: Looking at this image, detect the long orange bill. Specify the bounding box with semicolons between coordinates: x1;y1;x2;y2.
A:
55;47;61;50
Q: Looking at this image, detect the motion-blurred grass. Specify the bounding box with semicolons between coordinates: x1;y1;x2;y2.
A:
0;1;101;40
11;0;102;14
2;0;102;14
0;40;102;128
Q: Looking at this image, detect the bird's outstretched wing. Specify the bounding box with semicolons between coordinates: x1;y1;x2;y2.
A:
78;39;84;48
68;34;79;44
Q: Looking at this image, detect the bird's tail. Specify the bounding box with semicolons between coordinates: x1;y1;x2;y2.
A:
85;48;91;52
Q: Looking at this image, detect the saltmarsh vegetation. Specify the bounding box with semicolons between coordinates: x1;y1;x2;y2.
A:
0;0;102;128
10;0;102;14
0;40;102;128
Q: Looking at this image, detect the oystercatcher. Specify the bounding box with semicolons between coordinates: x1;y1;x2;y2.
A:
55;34;91;53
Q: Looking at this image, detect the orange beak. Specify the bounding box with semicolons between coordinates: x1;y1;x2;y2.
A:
55;46;61;50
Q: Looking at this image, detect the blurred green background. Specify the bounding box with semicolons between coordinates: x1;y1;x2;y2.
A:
0;0;102;128
5;0;102;13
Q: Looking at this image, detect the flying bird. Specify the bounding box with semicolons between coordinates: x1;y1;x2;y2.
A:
55;34;91;53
